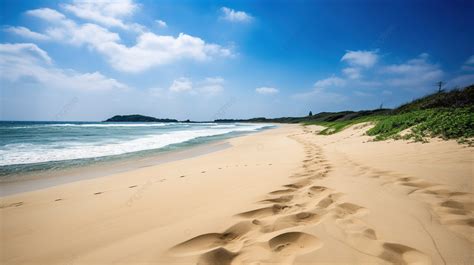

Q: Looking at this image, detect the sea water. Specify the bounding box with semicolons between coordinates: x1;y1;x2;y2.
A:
0;121;272;176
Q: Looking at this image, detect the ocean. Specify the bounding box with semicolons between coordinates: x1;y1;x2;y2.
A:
0;121;272;176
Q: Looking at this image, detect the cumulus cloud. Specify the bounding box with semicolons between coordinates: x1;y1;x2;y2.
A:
12;7;232;72
199;77;225;94
314;76;346;88
293;75;346;102
156;20;167;28
342;67;361;79
220;7;253;23
0;43;52;64
0;43;127;91
63;0;142;31
382;53;443;87
256;87;279;95
341;50;378;68
96;32;232;72
4;26;50;40
25;8;120;47
26;8;66;21
169;77;193;92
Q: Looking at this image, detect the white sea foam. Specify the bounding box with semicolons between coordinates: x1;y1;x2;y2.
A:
9;123;171;129
0;124;269;166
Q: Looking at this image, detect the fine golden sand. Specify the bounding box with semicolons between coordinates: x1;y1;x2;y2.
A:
1;124;473;264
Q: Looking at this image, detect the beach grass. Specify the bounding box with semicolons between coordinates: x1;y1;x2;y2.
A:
303;85;474;144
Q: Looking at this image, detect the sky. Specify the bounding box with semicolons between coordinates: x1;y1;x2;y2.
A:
0;0;473;121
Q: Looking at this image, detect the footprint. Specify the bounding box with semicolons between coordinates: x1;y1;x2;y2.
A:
266;211;325;232
284;179;312;189
363;228;378;240
0;202;24;208
379;242;431;265
335;202;369;218
237;204;294;219
316;193;343;209
197;248;238;265
260;195;294;204
268;189;295;195
401;180;437;190
309;186;328;193
268;232;323;255
440;200;474;211
170;221;258;256
170;233;229;256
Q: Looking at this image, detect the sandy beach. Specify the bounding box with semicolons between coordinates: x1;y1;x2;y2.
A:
1;124;473;265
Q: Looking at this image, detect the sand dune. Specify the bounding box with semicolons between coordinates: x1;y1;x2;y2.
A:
1;124;473;264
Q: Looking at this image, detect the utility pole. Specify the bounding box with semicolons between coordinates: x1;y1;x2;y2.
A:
436;81;445;93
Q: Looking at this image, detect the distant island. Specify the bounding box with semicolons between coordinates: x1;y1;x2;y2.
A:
104;114;178;122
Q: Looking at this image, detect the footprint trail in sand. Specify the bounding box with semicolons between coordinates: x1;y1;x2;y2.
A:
169;127;433;264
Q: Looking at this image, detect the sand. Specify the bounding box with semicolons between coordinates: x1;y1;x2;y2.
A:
1;124;473;264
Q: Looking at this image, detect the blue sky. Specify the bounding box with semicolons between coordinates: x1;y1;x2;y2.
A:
1;0;473;121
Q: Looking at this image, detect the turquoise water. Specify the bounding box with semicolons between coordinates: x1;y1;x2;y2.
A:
0;121;272;176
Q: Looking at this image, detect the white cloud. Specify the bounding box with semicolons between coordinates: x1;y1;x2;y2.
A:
26;8;66;22
220;7;253;23
0;43;127;91
156;20;167;28
449;74;474;88
292;87;346;103
96;32;232;72
341;50;378;68
199;77;225;94
256;87;279;95
342;67;361;79
314;76;346;88
382;53;443;87
169;77;193;92
168;77;225;95
24;8;120;47
4;26;50;40
63;0;142;31
16;8;232;73
0;43;52;64
354;91;373;97
293;76;346;102
461;55;474;71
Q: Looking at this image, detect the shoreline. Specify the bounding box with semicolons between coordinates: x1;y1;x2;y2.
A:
0;125;278;197
1;124;472;264
0;141;230;197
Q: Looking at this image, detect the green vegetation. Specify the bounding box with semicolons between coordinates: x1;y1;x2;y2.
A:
216;84;473;144
394;86;474;113
367;108;474;142
304;115;383;135
303;85;474;144
105;114;178;122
